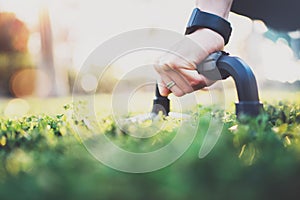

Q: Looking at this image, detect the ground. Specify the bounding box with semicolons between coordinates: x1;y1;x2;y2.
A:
0;89;300;200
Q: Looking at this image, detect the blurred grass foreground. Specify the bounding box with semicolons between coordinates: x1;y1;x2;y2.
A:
0;101;300;199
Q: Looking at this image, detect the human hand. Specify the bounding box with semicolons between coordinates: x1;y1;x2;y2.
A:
154;28;224;97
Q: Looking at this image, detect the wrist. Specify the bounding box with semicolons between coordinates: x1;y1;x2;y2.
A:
185;8;232;45
187;28;224;55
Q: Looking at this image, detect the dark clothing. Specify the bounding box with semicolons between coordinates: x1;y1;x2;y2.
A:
231;0;300;31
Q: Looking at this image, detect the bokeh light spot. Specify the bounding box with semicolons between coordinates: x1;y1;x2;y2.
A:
4;98;30;117
80;73;98;92
10;69;37;97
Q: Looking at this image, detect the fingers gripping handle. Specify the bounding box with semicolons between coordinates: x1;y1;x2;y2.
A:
152;51;263;118
151;52;223;116
151;52;226;116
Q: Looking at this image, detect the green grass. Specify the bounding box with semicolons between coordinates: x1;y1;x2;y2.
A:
0;91;300;200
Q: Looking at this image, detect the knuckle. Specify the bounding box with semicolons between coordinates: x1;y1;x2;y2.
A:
157;59;180;72
183;87;193;94
154;64;162;73
154;63;171;73
173;90;185;97
166;61;179;71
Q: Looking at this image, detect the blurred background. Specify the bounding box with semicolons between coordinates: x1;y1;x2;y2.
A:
0;0;299;115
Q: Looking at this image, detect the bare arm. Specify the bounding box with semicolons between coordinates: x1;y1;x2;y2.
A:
155;0;233;97
196;0;233;19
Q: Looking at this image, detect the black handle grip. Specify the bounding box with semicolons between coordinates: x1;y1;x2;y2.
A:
151;53;263;119
217;54;263;118
151;83;170;116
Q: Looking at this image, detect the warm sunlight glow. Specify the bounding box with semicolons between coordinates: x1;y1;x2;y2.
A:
0;0;41;26
0;0;299;88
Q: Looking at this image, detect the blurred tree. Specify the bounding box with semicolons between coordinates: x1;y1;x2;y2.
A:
38;7;70;97
0;12;33;96
0;13;29;53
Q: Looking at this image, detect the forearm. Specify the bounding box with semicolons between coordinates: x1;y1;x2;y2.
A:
188;0;234;53
195;0;233;19
154;0;235;96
